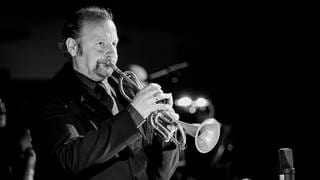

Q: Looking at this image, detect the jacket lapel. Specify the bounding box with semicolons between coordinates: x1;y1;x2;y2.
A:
51;62;114;120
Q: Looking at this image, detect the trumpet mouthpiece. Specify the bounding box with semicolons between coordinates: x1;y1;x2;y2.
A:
104;60;116;70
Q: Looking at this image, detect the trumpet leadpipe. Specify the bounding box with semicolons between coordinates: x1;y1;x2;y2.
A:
107;62;142;91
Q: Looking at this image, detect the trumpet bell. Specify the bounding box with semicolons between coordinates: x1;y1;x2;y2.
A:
178;118;221;153
195;118;221;153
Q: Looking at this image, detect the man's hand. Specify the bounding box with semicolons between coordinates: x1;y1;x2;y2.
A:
130;83;175;119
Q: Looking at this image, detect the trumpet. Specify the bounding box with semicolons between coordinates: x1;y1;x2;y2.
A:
107;62;221;153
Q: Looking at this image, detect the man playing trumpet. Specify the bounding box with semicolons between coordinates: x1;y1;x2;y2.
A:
28;6;180;180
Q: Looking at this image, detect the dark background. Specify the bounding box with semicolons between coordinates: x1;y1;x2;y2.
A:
0;0;316;179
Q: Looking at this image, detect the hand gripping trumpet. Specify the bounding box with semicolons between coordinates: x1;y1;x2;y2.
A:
107;61;221;153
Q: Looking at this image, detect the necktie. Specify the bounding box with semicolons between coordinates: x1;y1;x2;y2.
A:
95;83;119;115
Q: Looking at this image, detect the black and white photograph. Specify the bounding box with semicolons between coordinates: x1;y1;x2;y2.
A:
0;1;315;180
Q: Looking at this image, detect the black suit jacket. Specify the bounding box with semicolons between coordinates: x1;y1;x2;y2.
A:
28;62;179;180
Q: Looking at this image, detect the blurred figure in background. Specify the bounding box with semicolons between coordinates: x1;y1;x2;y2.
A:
0;97;36;180
127;64;149;87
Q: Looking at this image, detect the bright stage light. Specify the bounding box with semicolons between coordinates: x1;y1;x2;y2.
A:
195;97;209;107
175;96;192;107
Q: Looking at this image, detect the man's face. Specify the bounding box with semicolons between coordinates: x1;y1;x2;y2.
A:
73;19;119;81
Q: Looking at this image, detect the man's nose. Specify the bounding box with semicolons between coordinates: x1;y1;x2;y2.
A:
104;50;117;63
104;43;116;55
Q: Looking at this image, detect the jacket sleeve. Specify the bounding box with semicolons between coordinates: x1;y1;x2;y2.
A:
30;97;143;174
145;133;180;180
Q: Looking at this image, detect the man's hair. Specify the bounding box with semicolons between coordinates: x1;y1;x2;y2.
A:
59;6;113;59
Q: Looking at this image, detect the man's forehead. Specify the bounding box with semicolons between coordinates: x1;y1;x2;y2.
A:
80;19;117;40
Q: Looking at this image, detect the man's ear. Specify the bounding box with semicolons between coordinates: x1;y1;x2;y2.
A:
65;38;78;57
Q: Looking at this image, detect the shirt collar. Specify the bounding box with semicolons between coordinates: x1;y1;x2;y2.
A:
73;70;98;91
